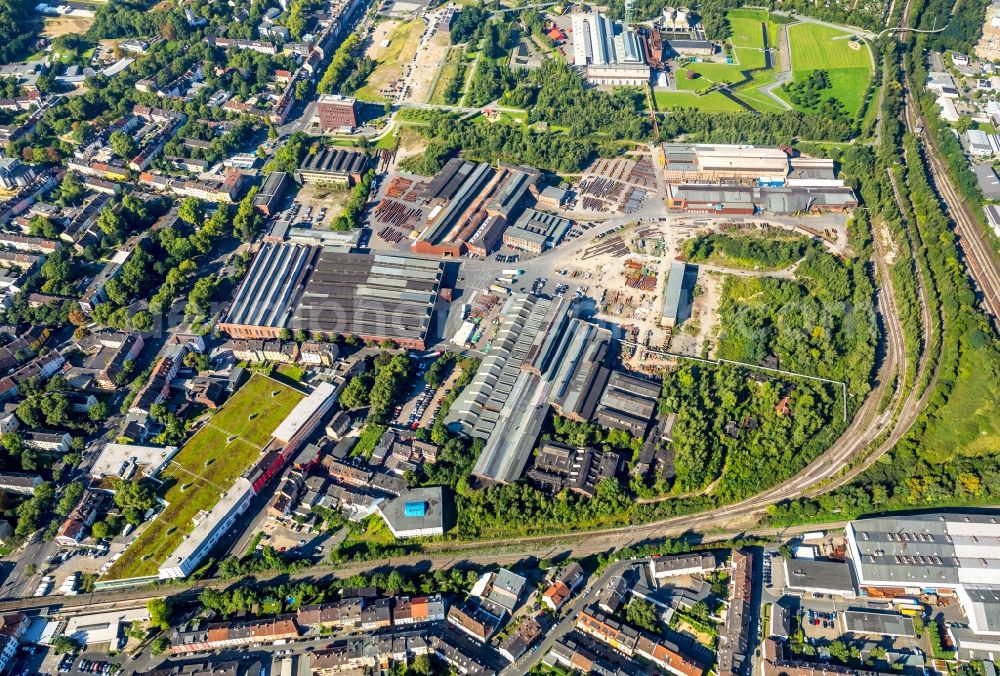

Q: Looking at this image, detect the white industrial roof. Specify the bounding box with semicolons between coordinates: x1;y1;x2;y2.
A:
271;381;336;443
64;608;149;645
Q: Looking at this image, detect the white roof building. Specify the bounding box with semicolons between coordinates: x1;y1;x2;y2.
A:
90;443;179;481
967;129;994;157
937;95;960;122
846;513;1000;637
158;477;255;579
63;608;149;645
271;381;336;444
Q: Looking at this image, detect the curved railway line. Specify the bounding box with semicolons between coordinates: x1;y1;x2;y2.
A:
6;7;989;618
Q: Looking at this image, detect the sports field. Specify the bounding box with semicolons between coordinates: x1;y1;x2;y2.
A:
102;375;304;580
785;23;873;116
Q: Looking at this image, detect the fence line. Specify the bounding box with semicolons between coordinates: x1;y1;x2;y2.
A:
619;340;849;422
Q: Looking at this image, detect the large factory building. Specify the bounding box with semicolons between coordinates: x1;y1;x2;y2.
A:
218;243;445;349
571;13;651;86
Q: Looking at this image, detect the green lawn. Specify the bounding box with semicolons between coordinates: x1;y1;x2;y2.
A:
102;375;304;580
737;72;789;113
654;90;746;112
785;23;873;116
729;17;768;70
788;23;871;70
677;61;748;87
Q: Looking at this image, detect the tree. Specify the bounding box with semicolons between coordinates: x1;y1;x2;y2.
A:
114;479;158;524
178;197;205;226
148;597;172;631
410;654;433;676
88;401;110;422
109;131;136;161
56;482;84;517
51;636;81;655
624;598;662;633
232;187;263;241
150;635;170;656
829;640;851;664
186;277;218;318
339;372;372;408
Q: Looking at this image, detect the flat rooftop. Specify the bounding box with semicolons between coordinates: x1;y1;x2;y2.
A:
289;251;443;344
377;486;445;535
843;610;915;637
783;558;856;593
90;443;179;480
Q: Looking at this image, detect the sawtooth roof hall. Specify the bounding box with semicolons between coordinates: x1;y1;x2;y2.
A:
218;243;444;349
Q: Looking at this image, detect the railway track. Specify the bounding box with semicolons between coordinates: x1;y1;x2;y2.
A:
0;191;921;616
902;80;1000;328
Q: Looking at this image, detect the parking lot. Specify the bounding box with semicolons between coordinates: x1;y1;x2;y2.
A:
57;654;119;675
394;355;447;430
275;183;351;230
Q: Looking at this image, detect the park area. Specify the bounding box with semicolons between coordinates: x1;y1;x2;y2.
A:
102;375;304;581
779;23;873;116
661;9;783;112
657;10;871;118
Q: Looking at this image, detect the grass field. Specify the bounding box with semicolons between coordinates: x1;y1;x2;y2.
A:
675;62;747;90
654;90;746;112
785;23;873;116
919;342;1000;462
671;10;778;103
428;46;464;105
737;73;789;113
103;375;304;580
355;19;424;103
728;16;768;70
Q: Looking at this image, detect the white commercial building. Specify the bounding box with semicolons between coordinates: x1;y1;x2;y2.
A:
967;129;994;157
62;608;149;646
846;513;1000;637
90;443;179;481
571;12;650;86
158;477;255;579
271;381;336;450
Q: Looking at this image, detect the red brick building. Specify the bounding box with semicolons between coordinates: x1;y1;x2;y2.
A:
317;95;359;131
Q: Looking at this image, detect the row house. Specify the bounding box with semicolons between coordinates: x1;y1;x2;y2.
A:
171;616;299;654
0;232;61;254
130;344;186;414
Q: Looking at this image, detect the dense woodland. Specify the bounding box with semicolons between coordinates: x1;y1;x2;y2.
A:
768;5;1000;526
682;228;812;270
0;0;37;63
